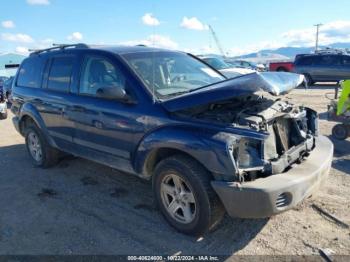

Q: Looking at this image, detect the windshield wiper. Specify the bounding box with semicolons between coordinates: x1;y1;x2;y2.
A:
161;90;192;98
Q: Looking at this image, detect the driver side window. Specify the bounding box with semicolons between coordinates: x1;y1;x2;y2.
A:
79;55;125;96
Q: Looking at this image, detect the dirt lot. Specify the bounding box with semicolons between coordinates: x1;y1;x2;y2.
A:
0;84;349;257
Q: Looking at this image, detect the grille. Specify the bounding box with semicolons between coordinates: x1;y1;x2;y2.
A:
276;193;291;208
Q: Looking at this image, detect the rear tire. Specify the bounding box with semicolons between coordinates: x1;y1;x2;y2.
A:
153;155;225;236
25;125;59;168
0;111;7;120
332;124;349;140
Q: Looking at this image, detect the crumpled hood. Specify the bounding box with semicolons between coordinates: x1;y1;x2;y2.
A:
161;72;305;112
219;68;256;79
220;67;256;75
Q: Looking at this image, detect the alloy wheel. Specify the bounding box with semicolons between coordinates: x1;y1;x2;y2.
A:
160;174;196;224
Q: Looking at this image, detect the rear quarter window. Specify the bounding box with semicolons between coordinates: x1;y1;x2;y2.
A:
17;57;45;88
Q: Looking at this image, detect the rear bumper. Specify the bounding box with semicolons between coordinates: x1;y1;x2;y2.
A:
211;135;333;218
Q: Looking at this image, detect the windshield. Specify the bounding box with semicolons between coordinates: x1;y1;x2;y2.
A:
202;57;230;70
123;51;225;99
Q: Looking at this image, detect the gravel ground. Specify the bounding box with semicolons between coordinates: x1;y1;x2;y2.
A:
0;84;349;257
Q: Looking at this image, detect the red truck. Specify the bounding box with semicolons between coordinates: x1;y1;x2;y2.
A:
269;61;294;72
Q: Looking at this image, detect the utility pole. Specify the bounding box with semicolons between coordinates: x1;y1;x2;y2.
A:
314;23;323;52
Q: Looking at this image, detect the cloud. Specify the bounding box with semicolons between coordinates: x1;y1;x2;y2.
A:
15;46;30;55
142;13;160;26
1;20;15;29
180;17;208;31
1;33;34;43
67;32;83;41
282;20;350;47
26;0;50;5
120;34;178;49
226;20;350;56
281;28;315;47
228;41;284;56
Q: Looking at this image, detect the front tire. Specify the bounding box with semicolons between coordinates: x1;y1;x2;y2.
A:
25;125;59;168
153;155;225;236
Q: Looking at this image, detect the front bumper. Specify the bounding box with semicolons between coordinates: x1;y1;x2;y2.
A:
211;135;333;218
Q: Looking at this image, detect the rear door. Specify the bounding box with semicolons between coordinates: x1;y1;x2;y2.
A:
39;54;79;150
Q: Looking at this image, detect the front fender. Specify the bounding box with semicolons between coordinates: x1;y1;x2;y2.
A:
19;103;56;147
133;126;237;180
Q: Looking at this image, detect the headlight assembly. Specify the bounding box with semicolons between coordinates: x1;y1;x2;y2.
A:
232;138;264;171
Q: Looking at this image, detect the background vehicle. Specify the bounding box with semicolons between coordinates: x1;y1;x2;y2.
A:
0;77;8;119
294;51;350;85
11;44;333;236
199;56;255;78
3;76;14;102
269;61;294;72
226;59;266;71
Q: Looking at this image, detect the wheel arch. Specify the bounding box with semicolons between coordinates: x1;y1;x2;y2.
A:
141;147;210;179
133;127;235;180
18;103;57;147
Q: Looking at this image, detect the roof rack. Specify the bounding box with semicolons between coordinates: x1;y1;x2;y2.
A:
29;43;89;55
315;47;350;55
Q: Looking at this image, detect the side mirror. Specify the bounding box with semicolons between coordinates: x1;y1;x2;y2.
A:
96;86;132;102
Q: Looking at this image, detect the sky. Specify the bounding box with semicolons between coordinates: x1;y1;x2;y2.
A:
1;0;350;56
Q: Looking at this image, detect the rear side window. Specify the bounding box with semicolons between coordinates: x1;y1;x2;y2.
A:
17;57;44;88
47;57;74;92
295;56;315;66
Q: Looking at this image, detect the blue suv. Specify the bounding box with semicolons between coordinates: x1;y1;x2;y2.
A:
11;44;333;235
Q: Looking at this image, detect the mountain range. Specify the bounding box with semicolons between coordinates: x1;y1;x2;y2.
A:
233;42;350;63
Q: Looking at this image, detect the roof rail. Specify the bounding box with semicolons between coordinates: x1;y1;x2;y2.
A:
315;48;350;55
29;43;89;55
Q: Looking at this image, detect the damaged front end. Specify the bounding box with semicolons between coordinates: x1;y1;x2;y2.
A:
229;100;319;181
167;72;319;182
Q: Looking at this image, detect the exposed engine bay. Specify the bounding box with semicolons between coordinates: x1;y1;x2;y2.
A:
177;93;318;181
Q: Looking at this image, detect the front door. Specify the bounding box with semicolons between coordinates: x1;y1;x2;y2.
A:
69;54;142;173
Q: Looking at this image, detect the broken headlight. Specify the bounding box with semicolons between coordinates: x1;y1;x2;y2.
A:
232;138;264;170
